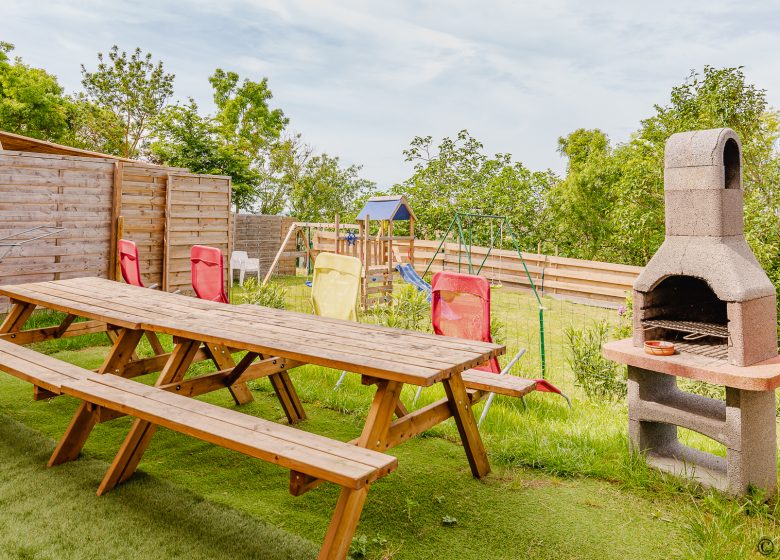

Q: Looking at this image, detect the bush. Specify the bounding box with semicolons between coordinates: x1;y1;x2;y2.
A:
238;278;287;310
565;320;627;401
364;285;431;331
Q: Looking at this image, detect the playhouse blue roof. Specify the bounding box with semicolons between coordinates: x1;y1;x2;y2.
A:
356;196;415;221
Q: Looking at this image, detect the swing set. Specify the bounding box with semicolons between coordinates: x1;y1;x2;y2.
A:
422;212;548;378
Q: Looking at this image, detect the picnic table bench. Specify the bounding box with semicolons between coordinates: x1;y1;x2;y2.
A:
0;276;504;560
0;338;395;559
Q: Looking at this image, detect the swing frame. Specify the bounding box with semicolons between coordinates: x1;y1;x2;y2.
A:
421;212;548;378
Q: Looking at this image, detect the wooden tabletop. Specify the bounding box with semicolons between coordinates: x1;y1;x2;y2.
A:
604;338;780;391
1;277;504;386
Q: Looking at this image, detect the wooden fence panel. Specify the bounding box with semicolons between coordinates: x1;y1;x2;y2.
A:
165;174;232;295
0;151;114;311
394;240;640;307
119;164;172;288
232;214;298;278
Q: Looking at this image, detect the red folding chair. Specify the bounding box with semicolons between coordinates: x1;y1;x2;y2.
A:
191;245;229;304
118;239;158;289
414;271;570;423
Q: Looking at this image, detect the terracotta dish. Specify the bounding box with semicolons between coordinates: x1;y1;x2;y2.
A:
644;340;675;356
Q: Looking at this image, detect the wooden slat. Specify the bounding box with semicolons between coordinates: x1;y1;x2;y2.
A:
461;370;537;398
0;339;89;393
0;277;504;386
62;374;396;488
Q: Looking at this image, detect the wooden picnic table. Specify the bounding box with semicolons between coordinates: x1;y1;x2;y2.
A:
0;277;505;496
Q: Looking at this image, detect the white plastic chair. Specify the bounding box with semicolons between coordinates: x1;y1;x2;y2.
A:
229;251;260;286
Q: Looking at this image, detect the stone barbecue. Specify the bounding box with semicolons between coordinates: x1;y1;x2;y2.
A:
633;128;777;366
604;128;780;497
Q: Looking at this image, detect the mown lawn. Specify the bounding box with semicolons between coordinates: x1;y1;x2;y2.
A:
0;281;778;559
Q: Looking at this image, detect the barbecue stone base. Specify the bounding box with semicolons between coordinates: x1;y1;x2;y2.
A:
628;366;777;497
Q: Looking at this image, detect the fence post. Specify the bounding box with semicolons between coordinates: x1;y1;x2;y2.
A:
109;161;124;281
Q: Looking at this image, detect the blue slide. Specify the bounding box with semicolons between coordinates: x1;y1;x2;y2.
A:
395;263;431;301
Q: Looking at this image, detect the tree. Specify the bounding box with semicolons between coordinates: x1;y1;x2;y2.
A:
81;46;174;158
66;96;126;154
396;130;554;250
0;41;72;141
548;66;780;269
280;135;376;222
207;69;288;211
545;129;621;260
148;88;374;217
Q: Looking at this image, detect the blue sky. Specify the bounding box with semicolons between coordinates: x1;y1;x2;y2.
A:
2;1;780;186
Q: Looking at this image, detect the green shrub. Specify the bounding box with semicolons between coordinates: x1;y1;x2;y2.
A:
237;278;287;310
364;285;431;331
565;320;627;401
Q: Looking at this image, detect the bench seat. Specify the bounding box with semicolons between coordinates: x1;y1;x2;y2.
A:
0;338;398;559
62;373;397;489
0;339;91;394
462;369;537;398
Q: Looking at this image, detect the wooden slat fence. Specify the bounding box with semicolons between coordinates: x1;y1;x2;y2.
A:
0;149;233;311
0;152;114;310
309;233;640;308
164;174;233;294
232;214;298;278
399;240;640;307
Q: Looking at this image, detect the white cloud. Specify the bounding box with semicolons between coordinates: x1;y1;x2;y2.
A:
2;0;780;185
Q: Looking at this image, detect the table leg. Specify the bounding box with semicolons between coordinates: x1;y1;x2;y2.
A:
443;372;491;479
290;380;401;496
357;380;403;451
0;301;35;334
48;328;145;466
107;328;140;362
269;371;306;423
203;343;254;406
97;339;201;495
101;329;145;376
318;486;369;560
144;331;166;356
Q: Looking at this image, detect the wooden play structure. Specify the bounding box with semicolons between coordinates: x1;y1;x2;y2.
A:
262;196;416;310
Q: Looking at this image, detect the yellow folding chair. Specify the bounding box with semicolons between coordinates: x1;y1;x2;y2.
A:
310;253;362;388
311;252;362;320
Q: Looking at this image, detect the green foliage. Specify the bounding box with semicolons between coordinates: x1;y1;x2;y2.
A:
0;41;72;142
81;46;175;158
441;515;458;527
364;285;431;331
281;136;376;223
236;278;287;310
565;321;627;401
66;96;126;154
149;74;374;216
147;98;253;186
395;130;556;250
208;69;287;212
549;66;780;271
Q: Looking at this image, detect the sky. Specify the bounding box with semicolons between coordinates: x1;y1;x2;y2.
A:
2;0;780;186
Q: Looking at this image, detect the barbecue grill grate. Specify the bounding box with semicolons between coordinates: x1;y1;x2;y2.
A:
642;319;729;340
673;341;729;360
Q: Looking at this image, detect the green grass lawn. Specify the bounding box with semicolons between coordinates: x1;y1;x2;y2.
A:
0;280;779;559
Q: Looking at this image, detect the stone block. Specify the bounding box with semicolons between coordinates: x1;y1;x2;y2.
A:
725;387;777;496
665;128;741;169
664;189;743;237
632;291;652;347
664;165;726;191
627;366;777;497
727;296;779;367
